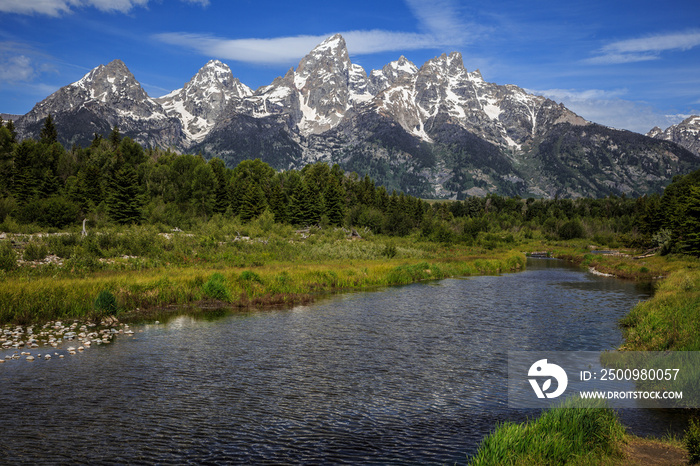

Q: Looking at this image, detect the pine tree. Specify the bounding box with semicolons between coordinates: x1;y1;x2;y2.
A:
108;164;142;224
109;125;121;150
267;180;287;224
324;178;345;226
288;179;313;226
209;158;230;214
39;114;58;145
239;180;267;221
191;163;216;218
5;120;17;143
681;185;700;256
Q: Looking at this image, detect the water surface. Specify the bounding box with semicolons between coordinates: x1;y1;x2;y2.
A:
0;258;676;464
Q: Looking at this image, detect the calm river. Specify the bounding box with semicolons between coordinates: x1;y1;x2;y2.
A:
0;258;685;464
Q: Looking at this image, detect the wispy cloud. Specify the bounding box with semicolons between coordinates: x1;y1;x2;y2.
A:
0;41;57;86
534;87;689;133
154;29;455;65
0;0;207;16
154;0;473;65
587;30;700;64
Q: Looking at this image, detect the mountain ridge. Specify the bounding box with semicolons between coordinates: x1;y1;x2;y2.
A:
647;116;700;157
12;34;699;199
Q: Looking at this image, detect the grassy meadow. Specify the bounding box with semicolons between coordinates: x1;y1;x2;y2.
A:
2;212;700;465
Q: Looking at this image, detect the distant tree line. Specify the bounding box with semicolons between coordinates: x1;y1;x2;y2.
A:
0;115;698;256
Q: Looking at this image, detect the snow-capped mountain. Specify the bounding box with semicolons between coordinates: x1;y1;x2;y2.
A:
17;59;181;148
156;60;252;144
648;116;700;157
14;35;699;198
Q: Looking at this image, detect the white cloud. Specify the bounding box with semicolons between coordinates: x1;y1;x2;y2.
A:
404;0;468;42
587;30;700;64
154;0;473;65
155;29;452;65
0;0;205;16
0;55;35;82
534;88;688;134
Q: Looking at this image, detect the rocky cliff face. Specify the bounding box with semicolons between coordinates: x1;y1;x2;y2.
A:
17;59;182;148
648;116;700;157
14;36;699;198
156;60;252;144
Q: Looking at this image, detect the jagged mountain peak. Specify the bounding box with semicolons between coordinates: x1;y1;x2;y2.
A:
156;58;252;143
421;51;468;78
647;115;700;157
310;33;347;55
72;59;143;95
291;34;354;135
15;34;698;200
296;34;351;81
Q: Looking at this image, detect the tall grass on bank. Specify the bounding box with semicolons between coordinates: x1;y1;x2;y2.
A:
469;397;626;465
620;268;700;351
0;251;526;325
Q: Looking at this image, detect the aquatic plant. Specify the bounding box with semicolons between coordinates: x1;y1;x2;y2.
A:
94;289;118;316
203;272;232;302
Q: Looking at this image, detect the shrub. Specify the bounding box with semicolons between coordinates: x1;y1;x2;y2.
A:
23;242;49;261
94;290;118;315
240;270;262;283
0;241;17;271
203;272;231;301
381;243;397;258
686;417;700;464
558;219;585;240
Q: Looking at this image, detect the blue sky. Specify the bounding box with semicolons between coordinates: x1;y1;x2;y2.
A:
1;0;699;133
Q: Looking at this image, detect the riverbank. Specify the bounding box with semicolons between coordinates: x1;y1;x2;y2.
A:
470;248;700;465
0;225;527;325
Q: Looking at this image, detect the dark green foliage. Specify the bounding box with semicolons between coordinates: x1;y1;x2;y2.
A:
109;125;121;150
190;163;216;217
18;196;80;228
240;270;262;283
680;185;700;256
94;289;118;315
1;124;699;262
39;114;58;145
108;164;143;224
558;219;585;240
202;272;231;301
288;178;314;226
324;178;345;226
686;417;700;464
209;158;230;214
239;180;267;221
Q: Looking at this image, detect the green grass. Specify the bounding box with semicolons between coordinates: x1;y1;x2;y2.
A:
620;268;700;351
0;224;527;325
469;397;626;466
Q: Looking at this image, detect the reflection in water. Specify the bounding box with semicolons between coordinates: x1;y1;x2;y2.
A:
0;259;680;464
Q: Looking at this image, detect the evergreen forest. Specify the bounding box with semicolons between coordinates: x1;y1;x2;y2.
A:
1;115;700;257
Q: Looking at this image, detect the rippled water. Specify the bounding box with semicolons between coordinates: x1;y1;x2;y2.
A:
0;259;680;464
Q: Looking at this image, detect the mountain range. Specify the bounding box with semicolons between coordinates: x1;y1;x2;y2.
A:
13;34;700;199
648;116;700;158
